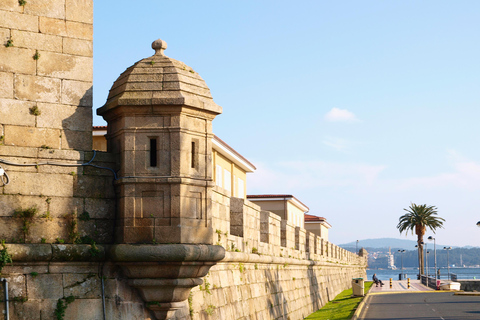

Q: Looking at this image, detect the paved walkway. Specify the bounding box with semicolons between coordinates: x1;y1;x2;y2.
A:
369;279;433;293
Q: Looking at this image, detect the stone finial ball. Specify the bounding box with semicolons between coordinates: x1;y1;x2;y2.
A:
152;39;167;55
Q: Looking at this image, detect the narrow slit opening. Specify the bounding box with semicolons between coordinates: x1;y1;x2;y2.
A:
191;141;196;168
150;138;157;167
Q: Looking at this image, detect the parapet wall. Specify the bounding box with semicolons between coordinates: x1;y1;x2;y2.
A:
182;190;367;319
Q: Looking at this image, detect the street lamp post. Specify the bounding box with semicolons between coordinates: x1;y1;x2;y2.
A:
428;236;437;287
426;250;430;279
425;242;428;278
444;247;452;281
398;249;405;280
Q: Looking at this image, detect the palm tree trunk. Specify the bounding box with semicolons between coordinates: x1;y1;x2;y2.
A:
416;225;425;275
418;240;424;275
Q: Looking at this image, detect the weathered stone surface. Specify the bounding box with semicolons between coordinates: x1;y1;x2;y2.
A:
0;194;48;217
0;98;36;126
37;51;92;82
27;219;70;244
27;274;63;299
63;273;101;298
85;198;115;219
4;126;60;148
61;129;92;150
0;27;9;48
11;29;62;52
61;80;93;106
4;171;73;196
49;262;99;274
66;20;93;40
6;244;52;261
36;102;91;130
24;0;65;19
63;37;93;57
39;16;67;36
61;299;103;320
0;71;13;98
0;10;38;31
0;0;23;12
15;74;62;103
0;46;36;74
66;0;93;24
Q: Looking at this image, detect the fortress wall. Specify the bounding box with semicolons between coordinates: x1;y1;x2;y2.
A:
178;193;367;320
0;248;150;320
0;0;116;248
188;254;366;320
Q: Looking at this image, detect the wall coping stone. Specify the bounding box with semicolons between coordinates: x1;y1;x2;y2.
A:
222;251;361;267
109;244;225;262
5;243;226;263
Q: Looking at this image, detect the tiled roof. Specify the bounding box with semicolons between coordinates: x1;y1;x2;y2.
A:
304;214;326;222
247;194;309;211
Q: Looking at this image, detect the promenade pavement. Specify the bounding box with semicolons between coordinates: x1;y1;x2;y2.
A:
356;280;480;319
369;279;433;293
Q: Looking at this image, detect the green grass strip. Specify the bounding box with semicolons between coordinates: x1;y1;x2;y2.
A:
305;281;373;320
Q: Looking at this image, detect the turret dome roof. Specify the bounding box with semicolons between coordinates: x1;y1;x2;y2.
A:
98;39;222;115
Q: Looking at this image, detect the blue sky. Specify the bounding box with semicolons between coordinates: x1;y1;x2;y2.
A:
93;1;480;247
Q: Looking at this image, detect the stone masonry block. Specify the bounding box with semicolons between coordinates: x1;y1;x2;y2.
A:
0;217;22;240
24;0;66;19
63;274;101;298
0;27;10;49
61;129;92;150
0;72;13;98
27;219;69;244
63;37;93;57
85;198;115;219
11;29;62;52
0;10;38;32
15;74;62;103
0;0;24;12
0;274;25;300
66;0;93;24
39;17;67;36
9;301;42;320
38;51;92;82
66;21;93;40
4;126;60;148
27;274;63;299
4;172;74;197
61;80;93;106
0;194;48;217
0;99;36;126
0;46;36;74
36;103;91;130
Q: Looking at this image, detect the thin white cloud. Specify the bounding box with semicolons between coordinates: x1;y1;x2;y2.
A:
248;160;387;194
324;107;359;122
322;136;350;152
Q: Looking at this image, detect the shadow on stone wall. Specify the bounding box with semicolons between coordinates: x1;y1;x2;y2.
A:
61;86;93;151
265;268;289;319
307;266;322;312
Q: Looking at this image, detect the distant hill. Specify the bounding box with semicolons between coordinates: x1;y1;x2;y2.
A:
339;238;453;251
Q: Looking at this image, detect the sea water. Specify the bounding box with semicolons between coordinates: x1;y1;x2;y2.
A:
366;267;480;281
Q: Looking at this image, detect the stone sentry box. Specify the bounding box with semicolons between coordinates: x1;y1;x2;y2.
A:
97;39;222;245
97;39;226;319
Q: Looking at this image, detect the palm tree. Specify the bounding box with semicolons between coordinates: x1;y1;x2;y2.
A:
397;203;445;275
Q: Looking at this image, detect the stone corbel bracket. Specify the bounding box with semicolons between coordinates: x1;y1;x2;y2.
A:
109;244;225;320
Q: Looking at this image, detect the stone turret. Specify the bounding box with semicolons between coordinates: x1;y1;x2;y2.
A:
98;39;225;319
97;39;222;245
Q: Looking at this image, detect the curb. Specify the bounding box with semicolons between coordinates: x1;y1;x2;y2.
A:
351;284;374;320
